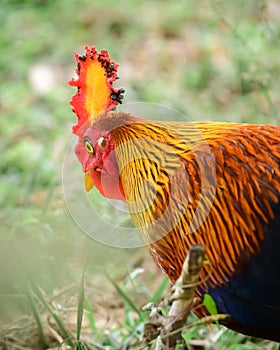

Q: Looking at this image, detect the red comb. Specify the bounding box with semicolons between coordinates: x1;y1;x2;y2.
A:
69;45;124;134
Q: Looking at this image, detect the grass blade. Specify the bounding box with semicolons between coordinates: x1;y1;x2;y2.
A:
75;340;89;350
26;288;49;349
76;270;85;341
149;277;169;304
84;297;96;333
29;280;75;348
105;273;144;321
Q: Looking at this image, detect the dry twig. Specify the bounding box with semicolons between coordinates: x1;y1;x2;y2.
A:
141;244;206;349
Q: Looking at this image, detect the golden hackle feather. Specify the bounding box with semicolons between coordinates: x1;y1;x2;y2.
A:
95;113;280;288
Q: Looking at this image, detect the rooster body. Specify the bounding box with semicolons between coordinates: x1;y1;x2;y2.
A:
75;112;280;341
70;47;280;341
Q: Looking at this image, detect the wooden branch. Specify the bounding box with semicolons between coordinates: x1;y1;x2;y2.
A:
141;244;206;349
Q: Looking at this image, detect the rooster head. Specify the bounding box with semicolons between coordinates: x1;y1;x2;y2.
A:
74;120;124;200
69;46;125;199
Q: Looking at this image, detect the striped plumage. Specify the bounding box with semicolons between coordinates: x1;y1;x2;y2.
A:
75;111;280;341
70;45;280;342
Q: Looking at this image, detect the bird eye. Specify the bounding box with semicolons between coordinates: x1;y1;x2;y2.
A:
98;137;106;149
84;139;95;154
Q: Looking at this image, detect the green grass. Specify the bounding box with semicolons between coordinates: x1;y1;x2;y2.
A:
1;0;280;348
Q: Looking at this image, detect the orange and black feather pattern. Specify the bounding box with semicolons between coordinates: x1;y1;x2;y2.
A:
94;112;280;341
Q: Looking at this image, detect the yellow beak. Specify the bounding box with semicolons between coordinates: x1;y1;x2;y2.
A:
84;171;94;192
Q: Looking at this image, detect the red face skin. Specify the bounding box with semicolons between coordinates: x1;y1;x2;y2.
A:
75;127;125;201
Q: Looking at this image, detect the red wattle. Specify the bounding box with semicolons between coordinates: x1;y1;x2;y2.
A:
91;171;125;201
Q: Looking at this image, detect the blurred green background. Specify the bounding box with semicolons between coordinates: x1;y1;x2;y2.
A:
0;0;279;348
